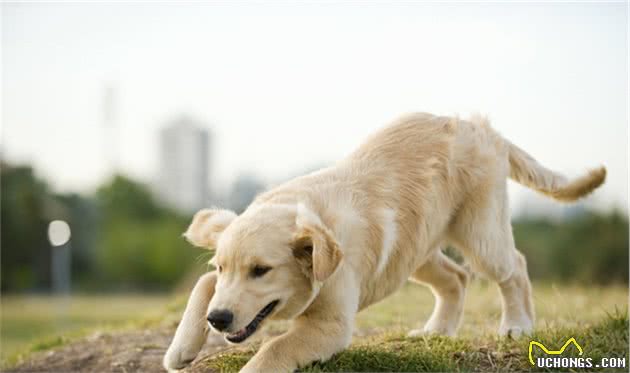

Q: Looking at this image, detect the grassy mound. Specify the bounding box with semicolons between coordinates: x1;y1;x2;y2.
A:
204;311;628;372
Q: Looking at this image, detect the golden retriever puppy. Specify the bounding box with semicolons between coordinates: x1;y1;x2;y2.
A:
164;113;605;372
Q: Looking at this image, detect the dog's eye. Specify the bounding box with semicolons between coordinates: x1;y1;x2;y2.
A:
251;265;272;278
218;266;223;273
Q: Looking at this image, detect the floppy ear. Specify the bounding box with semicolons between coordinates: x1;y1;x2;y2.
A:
293;203;343;282
183;208;237;249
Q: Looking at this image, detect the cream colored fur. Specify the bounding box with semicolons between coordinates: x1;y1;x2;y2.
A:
164;113;606;372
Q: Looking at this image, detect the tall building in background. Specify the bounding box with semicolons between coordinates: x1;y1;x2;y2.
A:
102;83;119;175
157;116;210;213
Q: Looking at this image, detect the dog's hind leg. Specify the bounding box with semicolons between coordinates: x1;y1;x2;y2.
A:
496;249;534;337
408;250;468;337
449;180;535;337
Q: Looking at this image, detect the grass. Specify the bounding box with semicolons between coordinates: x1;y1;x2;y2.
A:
0;294;170;366
1;282;627;372
206;281;628;372
206;313;628;372
207;312;628;372
354;281;628;334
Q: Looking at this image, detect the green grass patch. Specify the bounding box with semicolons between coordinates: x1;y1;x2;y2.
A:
29;336;68;352
203;312;628;372
0;294;169;367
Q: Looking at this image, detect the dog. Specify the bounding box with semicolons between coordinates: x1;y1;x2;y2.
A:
163;113;606;372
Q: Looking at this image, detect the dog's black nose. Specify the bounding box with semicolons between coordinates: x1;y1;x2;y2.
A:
207;309;233;331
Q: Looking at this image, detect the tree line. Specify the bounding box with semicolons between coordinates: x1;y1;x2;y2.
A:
1;162;627;292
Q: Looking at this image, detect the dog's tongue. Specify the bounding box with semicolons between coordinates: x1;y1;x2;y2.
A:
228;328;247;339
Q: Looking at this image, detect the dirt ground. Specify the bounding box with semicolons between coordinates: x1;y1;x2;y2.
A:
6;321;368;373
6;322;230;373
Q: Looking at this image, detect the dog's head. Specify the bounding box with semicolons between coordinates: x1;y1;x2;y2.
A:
183;203;342;343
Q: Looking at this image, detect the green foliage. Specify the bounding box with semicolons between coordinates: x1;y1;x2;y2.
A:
1;165;53;291
513;211;629;284
1;165;201;292
93;176;198;290
95;176;162;220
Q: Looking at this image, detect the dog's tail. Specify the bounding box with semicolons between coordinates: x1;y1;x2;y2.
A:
506;141;606;202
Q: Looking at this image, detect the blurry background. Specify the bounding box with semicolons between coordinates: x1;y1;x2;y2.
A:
1;1;627;364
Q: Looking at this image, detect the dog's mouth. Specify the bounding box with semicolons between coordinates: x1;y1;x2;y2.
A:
225;300;279;343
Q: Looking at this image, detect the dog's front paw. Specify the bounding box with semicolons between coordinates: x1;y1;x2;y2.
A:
408;325;456;337
498;318;533;338
163;345;198;371
407;328;426;338
498;325;532;339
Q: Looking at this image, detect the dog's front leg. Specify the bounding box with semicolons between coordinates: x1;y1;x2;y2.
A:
240;314;353;373
163;271;217;371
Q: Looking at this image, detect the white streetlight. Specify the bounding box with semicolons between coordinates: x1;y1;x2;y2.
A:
48;220;71;246
48;220;72;295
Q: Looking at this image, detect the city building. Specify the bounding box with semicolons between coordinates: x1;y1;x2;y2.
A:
157;116;210;213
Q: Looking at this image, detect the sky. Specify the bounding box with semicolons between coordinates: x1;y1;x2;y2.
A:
2;2;628;214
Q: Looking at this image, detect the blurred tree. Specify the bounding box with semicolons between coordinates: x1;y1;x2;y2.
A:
1;164;53;291
93;175;200;290
96;175;162;220
513;210;629;284
1;163;626;291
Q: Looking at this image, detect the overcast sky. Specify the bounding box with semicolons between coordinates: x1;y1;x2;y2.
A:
2;2;627;213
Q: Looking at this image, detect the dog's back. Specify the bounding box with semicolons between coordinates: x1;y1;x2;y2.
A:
253;112;605;308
